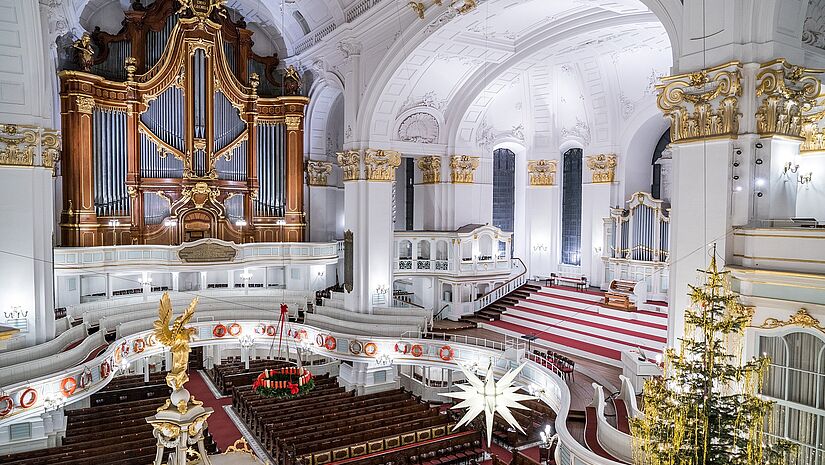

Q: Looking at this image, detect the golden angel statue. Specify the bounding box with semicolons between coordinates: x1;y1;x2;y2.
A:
153;292;199;391
73;32;95;72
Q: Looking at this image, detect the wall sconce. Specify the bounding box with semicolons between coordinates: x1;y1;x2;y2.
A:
799;172;813;185
783;161;799;176
376;353;393;366
593;246;603;255
532;243;548;253
163;218;178;227
375;285;388;295
235;219;248;227
275;219;287;226
138;277;152;286
240;271;253;281
108;219;120;227
239;334;255;348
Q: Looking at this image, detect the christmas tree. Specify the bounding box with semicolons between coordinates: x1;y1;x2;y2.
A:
631;249;792;465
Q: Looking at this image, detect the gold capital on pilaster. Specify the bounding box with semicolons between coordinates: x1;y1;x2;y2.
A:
336;150;361;181
75;96;95;114
656;62;742;143
364;149;401;181
284;115;302;131
306;160;333;186
756;59;822;139
450;155;479;183
417;155;442;184
527;159;558;186
585;154;617;183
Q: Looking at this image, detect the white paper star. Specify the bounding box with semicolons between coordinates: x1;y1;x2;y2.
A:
441;362;535;446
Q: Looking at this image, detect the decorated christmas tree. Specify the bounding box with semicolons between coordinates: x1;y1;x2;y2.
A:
631;249;792;465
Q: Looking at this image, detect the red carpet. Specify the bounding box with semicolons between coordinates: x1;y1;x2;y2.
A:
535;290;667;319
186;371;241;450
490;319;622;360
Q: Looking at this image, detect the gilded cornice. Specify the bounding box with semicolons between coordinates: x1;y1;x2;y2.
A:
585;154;617;183
0;124;61;173
527;159;557;186
450;155;480;184
417;155;442;184
306;160;333;186
364;149;401;181
756;59;822;139
656;61;742;143
757;308;825;334
336;150;360;181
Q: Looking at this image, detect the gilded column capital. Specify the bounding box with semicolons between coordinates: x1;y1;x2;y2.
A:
756;59;822;139
656;62;742;143
364;149;402;181
450;155;480;183
585;154;617;183
527;159;558;186
306;160;333;186
417;155;442;184
0;124;61;172
336;150;361;181
75;96;95;114
284;115;302;131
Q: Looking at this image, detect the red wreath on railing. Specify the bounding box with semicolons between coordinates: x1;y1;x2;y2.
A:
0;396;13;417
411;344;424;357
229;323;242;336
364;342;378;357
395;342;410;354
255;324;266;335
324;335;337;351
438;345;454;361
100;361;111;378
19;388;37;408
266;325;277;337
133;339;146;353
60;377;77;397
253;366;315;399
213;324;227;338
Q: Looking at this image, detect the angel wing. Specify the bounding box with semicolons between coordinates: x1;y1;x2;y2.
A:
171;297;199;336
153;292;174;346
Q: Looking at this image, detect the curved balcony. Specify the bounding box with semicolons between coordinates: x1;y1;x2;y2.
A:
394;225;513;277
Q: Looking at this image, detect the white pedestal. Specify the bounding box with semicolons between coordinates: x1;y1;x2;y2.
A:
620;349;662;394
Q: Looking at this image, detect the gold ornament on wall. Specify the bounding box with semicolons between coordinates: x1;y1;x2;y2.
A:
450;155;480;183
364;149;401;181
180;182;220;209
0;124;61;171
417;155;442;184
656;62;742;143
75;96;95;114
285;115;302;131
755;59;822;138
306;160;333;186
336;150;361;181
585;154;617;183
758;308;825;333
527;159;558;186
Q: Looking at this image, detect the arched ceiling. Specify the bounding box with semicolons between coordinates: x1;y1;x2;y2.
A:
363;0;673;154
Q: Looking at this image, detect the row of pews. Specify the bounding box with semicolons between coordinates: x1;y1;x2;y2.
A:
208;359;483;465
207;357;295;395
0;372;218;465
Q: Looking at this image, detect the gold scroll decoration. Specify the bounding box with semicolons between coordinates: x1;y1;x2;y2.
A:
758;308;825;334
180;182;220;209
364;149;401;181
0;124;61;172
585;154;617;183
450;155;480;183
306;160;333;186
337;150;360;181
417;155;442;184
756;59;822;138
656;62;742;143
527;159;558;186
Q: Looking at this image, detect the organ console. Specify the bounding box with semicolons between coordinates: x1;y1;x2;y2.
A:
58;0;308;247
604;279;648;311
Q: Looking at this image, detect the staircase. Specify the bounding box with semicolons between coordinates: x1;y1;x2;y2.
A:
459;283;541;325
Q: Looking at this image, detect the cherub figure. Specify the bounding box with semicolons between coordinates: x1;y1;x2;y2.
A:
73;32;95;72
153;292;199;391
284;65;302;96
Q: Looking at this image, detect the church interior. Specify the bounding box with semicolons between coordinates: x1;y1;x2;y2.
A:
1;0;825;464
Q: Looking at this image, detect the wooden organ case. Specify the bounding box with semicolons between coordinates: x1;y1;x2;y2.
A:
58;0;307;247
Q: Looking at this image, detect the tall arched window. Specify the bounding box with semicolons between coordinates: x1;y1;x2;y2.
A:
561;148;583;265
492;148;516;234
652;129;670;199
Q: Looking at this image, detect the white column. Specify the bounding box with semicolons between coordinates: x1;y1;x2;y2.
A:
227;270;235;289
105;273;113;299
199;272;207;291
171;272;179;291
581;182;612;288
526;184;559;277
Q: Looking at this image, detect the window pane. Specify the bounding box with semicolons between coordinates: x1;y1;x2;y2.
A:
561;148;582;265
492;149;515;235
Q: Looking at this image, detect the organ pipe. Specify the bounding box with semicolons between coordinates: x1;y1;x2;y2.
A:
92;108;128;217
610;192;669;263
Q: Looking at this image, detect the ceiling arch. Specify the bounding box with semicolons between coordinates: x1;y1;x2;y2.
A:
355;0;679;149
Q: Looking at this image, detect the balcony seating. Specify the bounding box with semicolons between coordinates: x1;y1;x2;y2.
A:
0;374;218;465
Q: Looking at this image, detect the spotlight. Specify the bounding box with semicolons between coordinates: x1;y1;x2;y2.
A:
757;192;764;198
733;175;739;180
734;186;743;192
755;158;763;165
735;150;742;155
755;178;766;187
755;142;763;149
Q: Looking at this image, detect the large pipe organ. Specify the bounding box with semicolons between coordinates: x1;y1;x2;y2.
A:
59;0;307;247
602;192;670;301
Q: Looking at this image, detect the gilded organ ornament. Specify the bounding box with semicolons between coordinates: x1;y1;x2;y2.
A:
364;149;402;181
759;308;825;333
0;124;61;171
755;60;823;138
656;62;742;143
72;33;95;72
179;182;221;209
527;159;558;186
418;156;442;184
450;155;480;183
585;154;617;183
337;150;361;181
306;160;333;186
